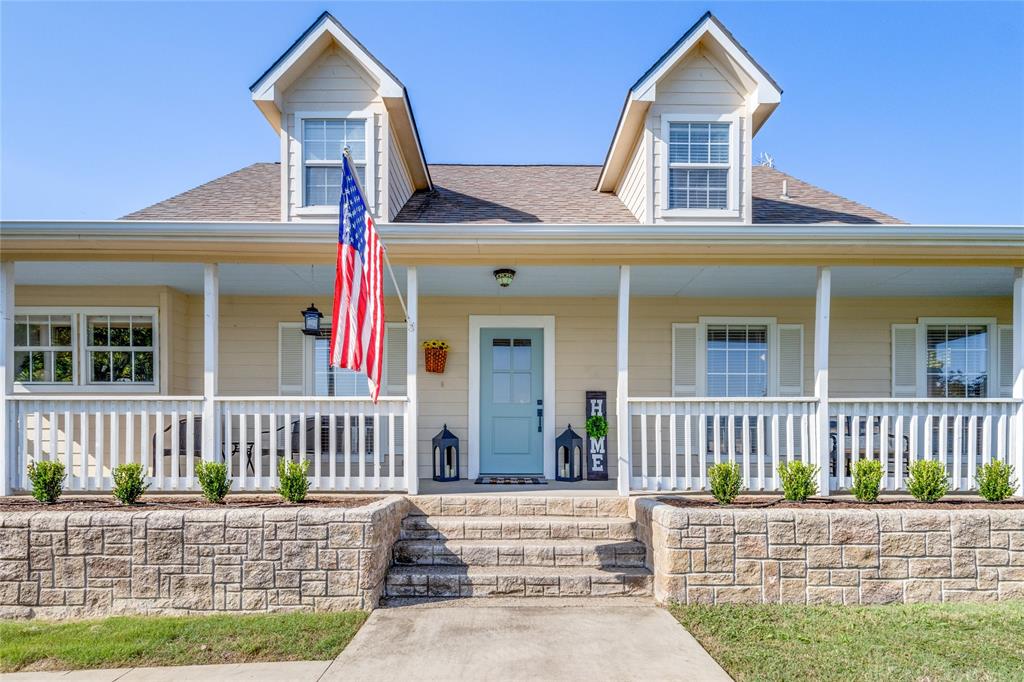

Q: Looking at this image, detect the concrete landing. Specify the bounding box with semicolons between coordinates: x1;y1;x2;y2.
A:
322;603;731;682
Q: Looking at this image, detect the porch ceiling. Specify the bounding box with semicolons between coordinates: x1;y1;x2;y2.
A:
10;262;1014;298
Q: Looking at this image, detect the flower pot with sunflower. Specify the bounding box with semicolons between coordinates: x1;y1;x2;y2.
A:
422;339;450;374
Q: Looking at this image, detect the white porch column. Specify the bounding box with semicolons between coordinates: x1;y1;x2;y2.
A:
814;266;832;496
0;262;14;496
616;265;631;496
1013;267;1024;496
405;266;419;495
202;264;219;463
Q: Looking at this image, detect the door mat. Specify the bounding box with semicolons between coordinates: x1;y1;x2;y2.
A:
474;475;547;485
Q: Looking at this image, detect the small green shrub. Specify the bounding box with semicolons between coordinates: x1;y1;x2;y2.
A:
707;462;743;505
112;463;149;505
907;459;949;503
777;460;819;501
975;461;1017;502
278;459;310;503
851;459;883;503
27;460;66;504
196;461;232;503
585;414;608;441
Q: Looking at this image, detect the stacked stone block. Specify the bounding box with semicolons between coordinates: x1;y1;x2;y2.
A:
0;495;408;618
633;499;1024;605
386;495;653;600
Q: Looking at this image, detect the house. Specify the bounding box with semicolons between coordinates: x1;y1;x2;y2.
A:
1;11;1021;499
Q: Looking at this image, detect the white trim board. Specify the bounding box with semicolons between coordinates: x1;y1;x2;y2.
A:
468;315;556;480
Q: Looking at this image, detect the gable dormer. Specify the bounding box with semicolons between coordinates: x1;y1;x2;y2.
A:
250;12;431;222
597;12;781;224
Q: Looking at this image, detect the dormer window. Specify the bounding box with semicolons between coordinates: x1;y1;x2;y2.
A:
660;114;740;217
301;117;367;206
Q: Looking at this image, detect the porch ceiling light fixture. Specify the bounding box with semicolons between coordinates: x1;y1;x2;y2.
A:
493;268;516;288
301;302;323;336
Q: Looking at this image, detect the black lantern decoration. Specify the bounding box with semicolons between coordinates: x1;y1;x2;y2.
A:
493;268;516;288
556;424;584;482
301;303;323;336
432;424;460;482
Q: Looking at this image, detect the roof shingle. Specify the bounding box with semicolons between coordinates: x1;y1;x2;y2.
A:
122;162;901;224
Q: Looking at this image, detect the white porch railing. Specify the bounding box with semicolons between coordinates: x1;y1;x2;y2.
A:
829;399;1018;492
6;396;409;493
215;397;408;492
628;398;819;492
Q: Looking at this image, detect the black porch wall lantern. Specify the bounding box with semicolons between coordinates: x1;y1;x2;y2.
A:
432;424;460;482
301;303;323;336
556;424;584;482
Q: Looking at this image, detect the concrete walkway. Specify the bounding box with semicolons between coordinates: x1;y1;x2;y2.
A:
3;602;731;682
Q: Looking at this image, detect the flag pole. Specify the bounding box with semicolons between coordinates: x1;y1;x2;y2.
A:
343;146;411;325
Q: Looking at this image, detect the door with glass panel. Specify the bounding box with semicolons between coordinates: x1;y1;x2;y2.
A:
480;328;544;474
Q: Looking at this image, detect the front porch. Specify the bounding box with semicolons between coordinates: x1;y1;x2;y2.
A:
1;260;1021;497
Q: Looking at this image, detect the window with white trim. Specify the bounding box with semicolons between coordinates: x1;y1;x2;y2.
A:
312;337;370;397
86;315;155;384
13;309;158;389
706;323;768;397
302;118;366;206
925;323;988;398
14;315;74;384
667;122;730;210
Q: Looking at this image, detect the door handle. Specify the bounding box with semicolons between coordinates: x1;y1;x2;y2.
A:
536;408;543;432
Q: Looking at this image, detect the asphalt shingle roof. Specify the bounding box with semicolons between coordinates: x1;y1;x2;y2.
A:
122;162;901;224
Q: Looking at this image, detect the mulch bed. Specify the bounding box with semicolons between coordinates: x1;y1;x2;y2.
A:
0;494;382;512
657;495;1024;510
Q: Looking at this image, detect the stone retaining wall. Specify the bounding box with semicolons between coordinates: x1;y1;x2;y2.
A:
0;496;408;619
632;499;1024;605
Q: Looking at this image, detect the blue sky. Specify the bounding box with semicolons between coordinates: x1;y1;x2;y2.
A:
2;1;1022;224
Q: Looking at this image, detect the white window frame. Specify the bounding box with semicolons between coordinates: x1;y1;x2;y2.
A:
294;109;377;216
694;317;779;397
916;317;997;399
302;322;404;397
12;313;77;386
12;307;160;394
660;113;740;218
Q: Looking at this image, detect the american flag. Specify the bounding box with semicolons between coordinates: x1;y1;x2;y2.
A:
330;154;385;402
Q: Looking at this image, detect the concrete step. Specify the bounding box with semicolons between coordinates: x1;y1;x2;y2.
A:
393;538;647;568
385;565;653;598
406;495;628;518
399;515;637;541
379;595;657;609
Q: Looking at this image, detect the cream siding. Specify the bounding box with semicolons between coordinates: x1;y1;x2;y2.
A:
11;287;1013;480
648;48;752;224
614;133;647;222
282;46;386;221
387;124;414;221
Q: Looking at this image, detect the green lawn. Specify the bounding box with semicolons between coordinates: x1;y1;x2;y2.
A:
671;601;1024;682
0;610;367;673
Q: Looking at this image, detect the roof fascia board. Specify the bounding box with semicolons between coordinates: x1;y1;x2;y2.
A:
2;221;1021;246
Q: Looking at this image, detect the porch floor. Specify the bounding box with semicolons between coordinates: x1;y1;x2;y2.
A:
416;478;618;496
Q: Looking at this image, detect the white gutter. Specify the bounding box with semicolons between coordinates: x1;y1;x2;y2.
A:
1;220;1022;248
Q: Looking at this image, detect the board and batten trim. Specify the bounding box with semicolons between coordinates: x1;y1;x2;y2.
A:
468;315;556;480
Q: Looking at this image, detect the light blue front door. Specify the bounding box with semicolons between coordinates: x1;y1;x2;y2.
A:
480;328;544;474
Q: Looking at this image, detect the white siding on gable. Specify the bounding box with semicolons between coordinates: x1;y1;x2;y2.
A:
387;124;414;221
615;133;647;222
648;47;752;224
282;47;386;221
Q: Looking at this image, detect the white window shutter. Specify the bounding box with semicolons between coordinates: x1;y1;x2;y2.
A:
384;324;408;397
777;324;804;396
891;324;919;398
997;325;1014;398
278;323;306;396
672;324;698;397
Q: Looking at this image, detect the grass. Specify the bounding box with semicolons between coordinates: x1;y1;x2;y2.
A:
0;610;367;673
671;601;1024;682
